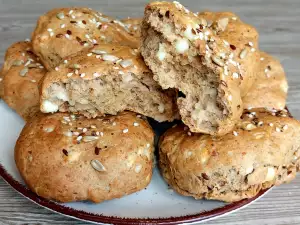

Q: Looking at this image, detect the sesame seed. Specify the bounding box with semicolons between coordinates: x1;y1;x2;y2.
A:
232;17;237;20
87;53;93;57
112;122;116;126
248;42;254;47
75;70;79;75
73;131;80;136
223;40;229;46
65;34;70;39
251;48;256;52
77;136;83;141
123;128;129;133
118;71;125;75
233;131;238;136
67;73;73;77
283;125;288;130
63;60;68;64
80;73;86;78
60;24;66;28
100;132;104;137
239;48;248;59
187;132;192;136
113;66;119;70
276;127;281;132
47;28;53;32
232;72;239;79
82;128;87;133
50;32;54;37
31;80;36;83
55;67;59;71
260;57;265;61
146;143;150;148
93;72;100;78
69;10;73;15
133;122;139;127
269;123;274;127
137;115;142;118
96;131;100;136
228;95;232;101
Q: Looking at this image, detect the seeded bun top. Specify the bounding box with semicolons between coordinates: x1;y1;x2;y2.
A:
15;111;155;203
32;7;140;69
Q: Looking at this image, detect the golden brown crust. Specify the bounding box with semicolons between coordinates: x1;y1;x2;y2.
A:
159;108;300;202
40;43;178;122
141;2;259;135
243;52;288;110
32;7;140;70
15;111;154;203
0;42;46;120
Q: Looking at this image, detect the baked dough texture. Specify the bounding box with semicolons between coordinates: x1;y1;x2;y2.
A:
159;108;300;202
0;41;46;120
15;111;154;203
32;7;140;70
243;52;288;110
141;1;260;135
40;43;178;122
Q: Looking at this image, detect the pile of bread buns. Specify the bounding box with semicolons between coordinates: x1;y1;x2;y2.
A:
0;1;298;203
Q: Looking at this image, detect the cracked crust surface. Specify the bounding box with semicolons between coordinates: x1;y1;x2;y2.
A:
32;7;140;70
15;111;154;203
40;43;178;122
141;2;260;135
0;41;46;120
159;108;300;202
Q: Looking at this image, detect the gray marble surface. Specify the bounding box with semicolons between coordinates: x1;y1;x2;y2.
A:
0;0;300;224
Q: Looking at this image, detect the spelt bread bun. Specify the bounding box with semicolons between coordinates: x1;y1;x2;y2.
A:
40;43;178;122
0;41;46;120
141;1;260;135
15;111;154;203
159;108;300;203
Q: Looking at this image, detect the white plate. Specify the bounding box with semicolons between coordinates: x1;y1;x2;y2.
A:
0;100;270;224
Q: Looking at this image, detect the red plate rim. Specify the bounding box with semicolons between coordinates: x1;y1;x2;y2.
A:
0;163;269;225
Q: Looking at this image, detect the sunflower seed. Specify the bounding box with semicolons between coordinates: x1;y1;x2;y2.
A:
102;54;119;62
19;68;28;76
211;55;224;67
119;59;133;68
239;48;248;59
217;18;229;31
56;12;65;20
12;60;24;66
82;136;99;142
91;159;106;172
91;49;107;55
